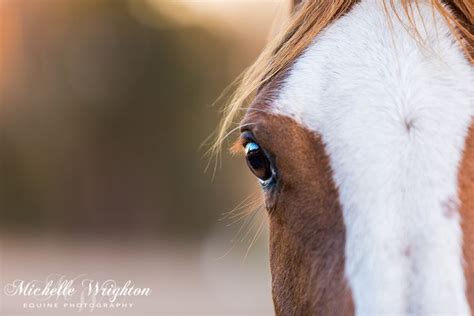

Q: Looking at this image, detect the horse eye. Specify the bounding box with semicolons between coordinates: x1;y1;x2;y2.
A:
244;141;273;184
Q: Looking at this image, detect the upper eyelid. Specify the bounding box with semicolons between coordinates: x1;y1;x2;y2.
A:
240;130;256;144
229;131;256;154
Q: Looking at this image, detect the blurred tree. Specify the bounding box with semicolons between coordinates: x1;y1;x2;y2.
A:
0;0;254;240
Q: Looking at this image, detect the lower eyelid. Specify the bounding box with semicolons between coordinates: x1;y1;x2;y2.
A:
259;169;277;189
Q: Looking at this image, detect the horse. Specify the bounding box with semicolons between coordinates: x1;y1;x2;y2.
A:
214;0;473;314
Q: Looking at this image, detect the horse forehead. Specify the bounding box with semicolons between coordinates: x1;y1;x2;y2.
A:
272;0;471;128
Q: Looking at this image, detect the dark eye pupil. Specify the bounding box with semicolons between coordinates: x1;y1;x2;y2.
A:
245;147;272;181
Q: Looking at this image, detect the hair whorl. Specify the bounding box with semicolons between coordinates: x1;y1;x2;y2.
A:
210;0;473;162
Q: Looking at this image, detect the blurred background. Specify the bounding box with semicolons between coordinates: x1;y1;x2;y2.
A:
0;0;289;315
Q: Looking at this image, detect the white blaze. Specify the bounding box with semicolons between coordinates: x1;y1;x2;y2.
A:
272;0;472;314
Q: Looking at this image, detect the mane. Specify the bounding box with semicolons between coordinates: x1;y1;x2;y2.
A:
210;0;473;162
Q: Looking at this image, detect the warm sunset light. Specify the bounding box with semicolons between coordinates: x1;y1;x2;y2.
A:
1;0;473;315
0;3;22;90
137;0;287;39
0;1;279;314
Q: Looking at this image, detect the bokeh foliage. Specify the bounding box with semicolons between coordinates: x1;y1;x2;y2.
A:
0;0;258;239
